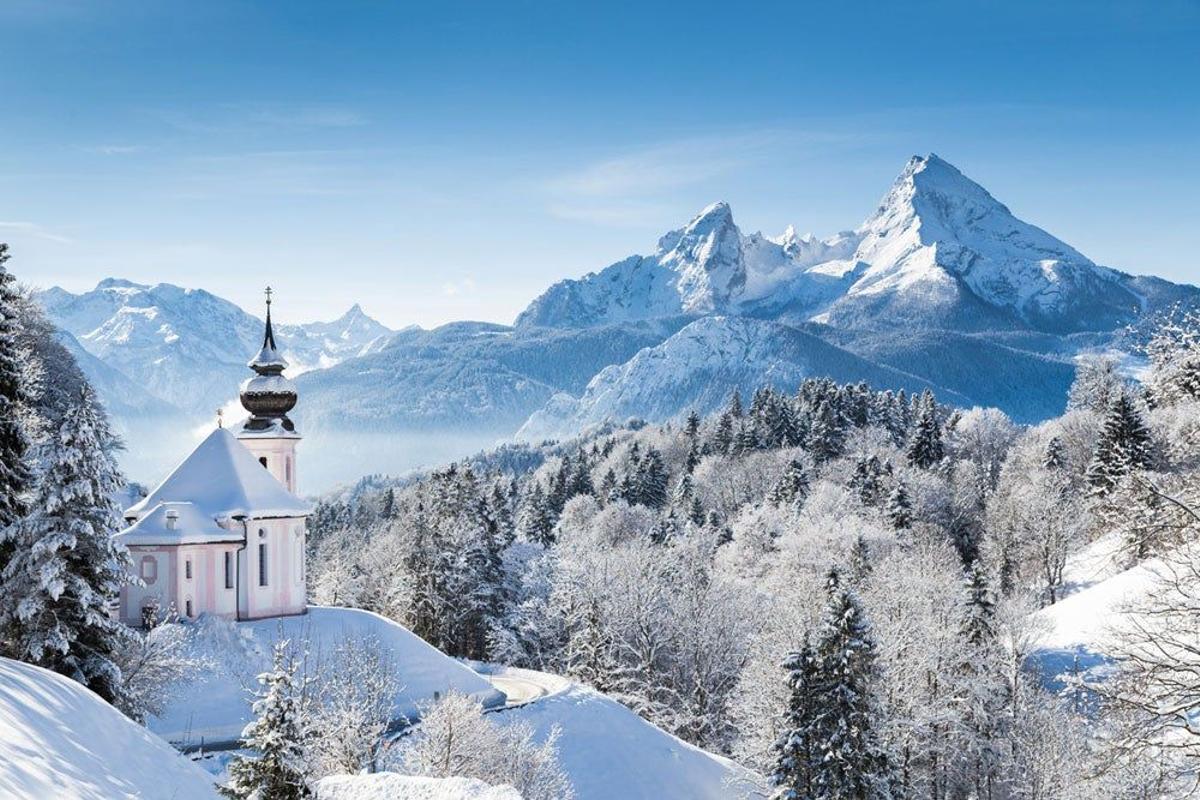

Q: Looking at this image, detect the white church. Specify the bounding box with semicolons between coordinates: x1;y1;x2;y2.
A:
114;291;310;626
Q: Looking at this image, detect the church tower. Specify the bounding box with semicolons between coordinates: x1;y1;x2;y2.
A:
238;287;301;492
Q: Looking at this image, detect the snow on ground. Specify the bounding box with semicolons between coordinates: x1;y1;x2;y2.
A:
482;666;757;800
0;657;219;799
153;606;504;748
316;774;522;800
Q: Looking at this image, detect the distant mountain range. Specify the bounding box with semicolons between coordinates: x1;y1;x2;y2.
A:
34;155;1199;487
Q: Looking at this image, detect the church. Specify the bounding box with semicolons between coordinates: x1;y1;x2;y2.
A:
114;291;310;626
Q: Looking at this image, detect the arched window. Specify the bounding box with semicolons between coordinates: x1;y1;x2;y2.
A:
258;542;268;586
285;457;292;487
259;456;268;469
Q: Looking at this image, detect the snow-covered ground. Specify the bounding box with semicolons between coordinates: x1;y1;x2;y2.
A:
480;666;757;800
0;657;219;799
153;606;504;748
316;774;522;800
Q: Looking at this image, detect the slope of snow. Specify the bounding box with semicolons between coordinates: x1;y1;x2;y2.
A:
152;607;503;748
486;667;755;800
316;774;522;800
0;657;219;800
517;316;967;441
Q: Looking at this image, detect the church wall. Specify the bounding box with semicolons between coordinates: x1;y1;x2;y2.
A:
242;516;307;620
237;435;300;493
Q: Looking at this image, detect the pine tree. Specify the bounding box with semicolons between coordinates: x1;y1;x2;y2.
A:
0;245;34;573
688;497;706;527
1041;435;1065;471
906;389;944;469
806;399;844;464
1086;393;1155;495
886;482;912;531
223;640;310;799
769;459;810;508
566;596;617;692
806;570;891;800
712;411;735;455
848;534;872;585
379;487;396;519
635;448;669;509
685;409;701;440
517;483;556;546
849;455;888;506
0;386;133;706
769;639;821;800
729;389;744;418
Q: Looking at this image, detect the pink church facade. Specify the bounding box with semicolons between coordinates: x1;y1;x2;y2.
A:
114;293;310;626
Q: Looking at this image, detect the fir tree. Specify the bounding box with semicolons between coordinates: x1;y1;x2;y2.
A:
849;455;888;506
712;411;735;455
848;534;872;586
1041;435;1065;471
1086;393;1155;495
379;487;396;519
688;497;706;527
635;448;669;509
0;244;34;572
806;399;844;464
0;386;133;706
769;459;810;508
886;482;912;531
517;483;556;546
223;640;310;799
729;389;744;419
769;639;821;800
685;409;701;440
806;570;891;800
906;389;944;468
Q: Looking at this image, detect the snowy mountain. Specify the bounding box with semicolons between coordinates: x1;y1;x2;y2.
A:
36;279;394;419
508;154;1198;436
0;657;219;799
519;316;969;440
520;155;1194;336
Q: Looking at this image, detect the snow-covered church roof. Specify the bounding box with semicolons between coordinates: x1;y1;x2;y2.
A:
124;427;310;524
114;501;243;547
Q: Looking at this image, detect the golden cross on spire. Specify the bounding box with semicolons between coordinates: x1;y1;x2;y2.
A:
265;285;273;307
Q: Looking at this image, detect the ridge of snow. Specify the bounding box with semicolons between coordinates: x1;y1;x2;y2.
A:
0;657;219;799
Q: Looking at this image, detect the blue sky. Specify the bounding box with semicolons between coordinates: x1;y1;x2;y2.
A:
0;0;1196;328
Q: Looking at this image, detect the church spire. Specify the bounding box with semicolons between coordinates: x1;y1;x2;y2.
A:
240;286;297;431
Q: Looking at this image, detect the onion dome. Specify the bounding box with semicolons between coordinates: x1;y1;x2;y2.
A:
240;287;298;431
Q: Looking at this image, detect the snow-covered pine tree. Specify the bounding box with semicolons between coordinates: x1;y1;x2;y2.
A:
886;481;912;531
769;639;820;800
0;245;34;563
566;596;617;692
0;385;133;706
223;640;310;799
1042;435;1065;471
806;399;844;464
1085;393;1155;495
849;455;888;507
849;534;872;586
769;459;810;509
906;389;944;468
635;448;669;509
806;570;891;800
712;411;735;455
729;389;744;418
518;483;556;546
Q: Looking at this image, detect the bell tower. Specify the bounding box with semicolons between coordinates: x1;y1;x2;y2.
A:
237;286;301;492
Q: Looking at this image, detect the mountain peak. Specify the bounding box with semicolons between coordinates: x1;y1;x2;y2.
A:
95;277;148;291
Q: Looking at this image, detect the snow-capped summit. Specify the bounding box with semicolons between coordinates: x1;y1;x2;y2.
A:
655;201;745;314
818;153;1140;331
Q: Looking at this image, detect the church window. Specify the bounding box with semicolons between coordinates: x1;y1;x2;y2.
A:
185;599;193;618
140;556;157;584
224;552;233;589
259;456;268;469
285;457;292;486
185;559;193;580
259;543;268;586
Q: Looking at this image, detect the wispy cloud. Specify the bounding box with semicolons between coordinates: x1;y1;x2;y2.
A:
542;129;867;226
442;277;477;296
0;221;71;244
157;103;368;135
84;144;145;156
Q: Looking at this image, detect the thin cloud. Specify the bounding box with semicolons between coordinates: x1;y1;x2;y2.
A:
442;278;478;297
0;221;71;244
84;144;145;156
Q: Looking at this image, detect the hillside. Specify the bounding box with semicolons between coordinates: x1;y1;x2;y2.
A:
0;657;219;799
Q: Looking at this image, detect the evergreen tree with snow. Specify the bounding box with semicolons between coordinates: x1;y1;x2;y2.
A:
712;411;735;455
635;447;669;509
886;481;912;531
379;486;396;519
0;385;133;706
685;409;701;440
805;570;892;800
849;455;889;506
769;459;810;509
806;398;844;464
1085;392;1155;495
1041;435;1065;471
849;534;872;586
906;389;944;468
769;639;821;800
517;483;556;546
729;389;744;418
688;496;706;527
223;640;310;799
0;245;34;568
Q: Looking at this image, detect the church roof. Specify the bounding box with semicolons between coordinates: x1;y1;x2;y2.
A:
114;501;244;546
124;427;310;523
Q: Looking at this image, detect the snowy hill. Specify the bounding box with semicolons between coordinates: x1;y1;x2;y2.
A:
36;279;393;419
485;668;755;800
152;607;503;748
317;774;523;799
519;316;970;440
0;657;219;799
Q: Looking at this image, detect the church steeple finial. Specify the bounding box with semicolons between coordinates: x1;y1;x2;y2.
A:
240;285;297;431
262;285;277;351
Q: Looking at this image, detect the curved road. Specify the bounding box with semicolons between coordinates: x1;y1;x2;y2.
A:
489;670;551;707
